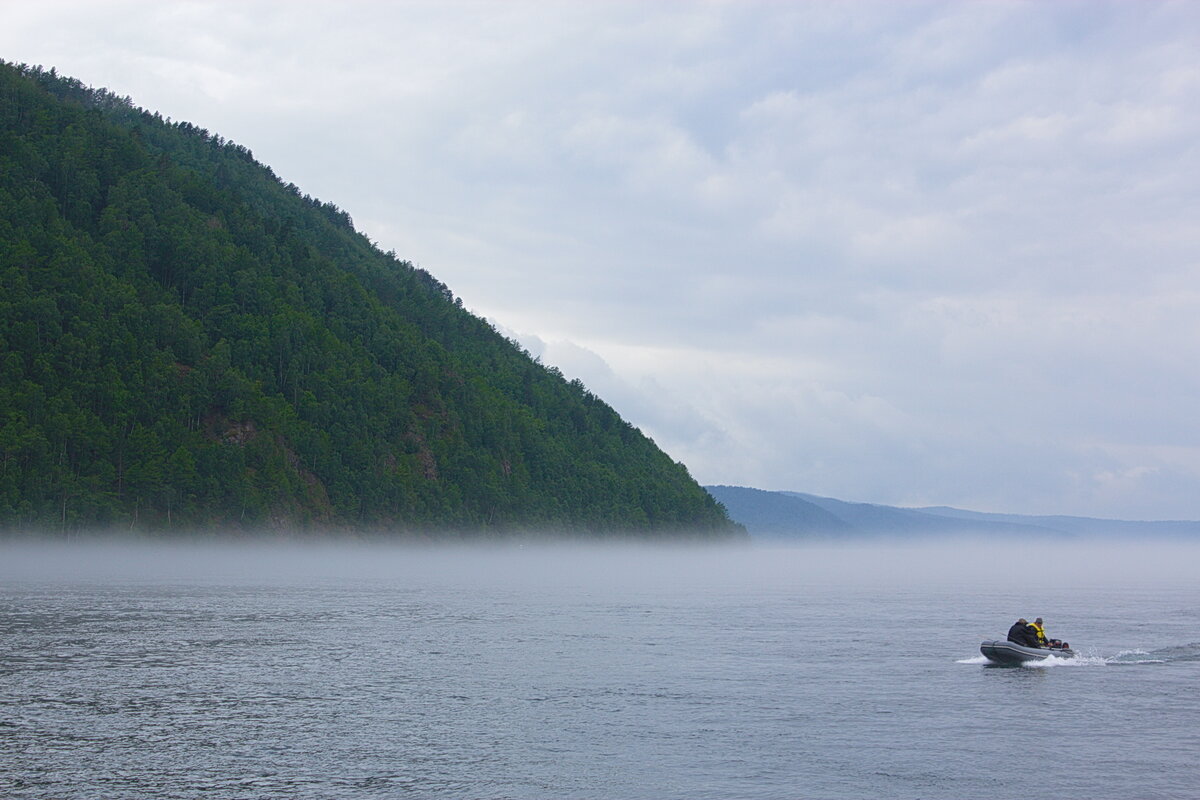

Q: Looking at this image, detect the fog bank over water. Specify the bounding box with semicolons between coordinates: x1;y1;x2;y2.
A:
3;537;1197;591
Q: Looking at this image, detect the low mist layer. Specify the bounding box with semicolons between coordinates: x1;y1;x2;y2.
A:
5;537;1197;592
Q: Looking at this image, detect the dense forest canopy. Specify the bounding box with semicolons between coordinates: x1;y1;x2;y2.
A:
0;61;739;537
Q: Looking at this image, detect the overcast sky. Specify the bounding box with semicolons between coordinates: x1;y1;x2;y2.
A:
5;1;1200;519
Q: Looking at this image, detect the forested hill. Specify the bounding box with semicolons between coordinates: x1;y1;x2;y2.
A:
0;62;739;537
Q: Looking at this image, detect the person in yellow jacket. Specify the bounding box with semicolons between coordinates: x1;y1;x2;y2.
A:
1030;617;1071;650
1031;617;1048;646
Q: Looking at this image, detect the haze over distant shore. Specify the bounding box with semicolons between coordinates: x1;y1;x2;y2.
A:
707;485;1200;540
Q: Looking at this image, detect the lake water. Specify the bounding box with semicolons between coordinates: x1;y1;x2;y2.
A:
2;539;1198;799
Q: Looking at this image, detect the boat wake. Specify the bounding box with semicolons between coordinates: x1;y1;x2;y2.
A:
966;642;1200;668
1100;641;1200;665
1024;652;1099;668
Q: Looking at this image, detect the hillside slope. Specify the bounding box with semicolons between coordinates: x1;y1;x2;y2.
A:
0;62;738;536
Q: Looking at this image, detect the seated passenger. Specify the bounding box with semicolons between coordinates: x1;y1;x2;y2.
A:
1033;617;1069;649
1031;617;1048;646
1006;618;1042;647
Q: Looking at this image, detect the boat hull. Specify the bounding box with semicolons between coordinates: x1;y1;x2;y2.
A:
980;640;1075;665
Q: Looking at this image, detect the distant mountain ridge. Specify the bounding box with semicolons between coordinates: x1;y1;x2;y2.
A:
705;485;1200;539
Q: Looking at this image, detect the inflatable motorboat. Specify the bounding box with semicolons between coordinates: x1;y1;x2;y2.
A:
980;640;1075;665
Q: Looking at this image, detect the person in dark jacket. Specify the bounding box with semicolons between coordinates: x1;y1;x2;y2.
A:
1006;618;1042;647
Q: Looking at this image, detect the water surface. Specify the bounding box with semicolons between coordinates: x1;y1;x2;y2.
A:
3;540;1198;798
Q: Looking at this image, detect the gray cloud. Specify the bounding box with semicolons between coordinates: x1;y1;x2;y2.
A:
5;1;1200;517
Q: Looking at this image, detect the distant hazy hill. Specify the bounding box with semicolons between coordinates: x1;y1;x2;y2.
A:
0;61;738;537
700;486;852;538
705;486;1200;539
907;504;1200;538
